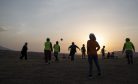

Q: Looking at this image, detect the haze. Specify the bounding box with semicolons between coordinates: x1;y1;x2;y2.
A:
0;0;138;53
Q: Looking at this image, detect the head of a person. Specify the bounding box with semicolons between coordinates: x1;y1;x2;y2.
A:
46;38;50;42
25;42;28;46
56;41;58;44
112;52;114;54
89;33;96;40
125;38;130;42
103;46;105;48
83;44;85;47
72;42;75;45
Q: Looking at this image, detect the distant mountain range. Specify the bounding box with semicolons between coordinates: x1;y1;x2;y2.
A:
0;45;11;51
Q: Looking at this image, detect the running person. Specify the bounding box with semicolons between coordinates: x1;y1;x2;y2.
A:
20;42;28;60
68;42;80;61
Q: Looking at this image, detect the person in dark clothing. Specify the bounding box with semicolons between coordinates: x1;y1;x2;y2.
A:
101;46;105;59
81;44;86;59
87;33;101;77
111;52;115;59
20;42;28;60
107;52;111;59
68;42;80;61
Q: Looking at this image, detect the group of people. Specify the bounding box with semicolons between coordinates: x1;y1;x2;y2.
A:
101;46;116;59
44;38;60;64
106;52;115;59
19;33;135;77
44;39;87;63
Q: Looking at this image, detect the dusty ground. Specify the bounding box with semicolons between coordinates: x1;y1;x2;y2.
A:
0;50;138;84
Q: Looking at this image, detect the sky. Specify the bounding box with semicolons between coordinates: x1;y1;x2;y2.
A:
0;0;138;53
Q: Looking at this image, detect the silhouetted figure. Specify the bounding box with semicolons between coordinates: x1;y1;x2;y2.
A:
53;41;60;61
68;42;80;61
81;44;86;59
44;38;53;64
107;52;111;59
87;33;101;77
111;52;115;59
122;38;135;64
101;46;105;59
20;42;28;60
60;38;63;41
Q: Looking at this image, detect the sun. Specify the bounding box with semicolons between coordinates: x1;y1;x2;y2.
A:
96;34;106;47
78;33;106;45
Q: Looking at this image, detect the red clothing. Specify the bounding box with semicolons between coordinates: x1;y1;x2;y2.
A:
87;40;100;56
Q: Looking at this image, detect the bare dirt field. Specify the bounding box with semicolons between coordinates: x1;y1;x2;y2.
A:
0;50;138;84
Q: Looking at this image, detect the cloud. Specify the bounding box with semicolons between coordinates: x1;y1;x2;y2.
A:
0;26;8;32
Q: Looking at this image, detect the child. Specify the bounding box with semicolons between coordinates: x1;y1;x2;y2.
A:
81;44;86;59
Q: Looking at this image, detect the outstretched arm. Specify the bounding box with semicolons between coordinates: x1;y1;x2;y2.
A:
68;46;70;51
76;46;80;50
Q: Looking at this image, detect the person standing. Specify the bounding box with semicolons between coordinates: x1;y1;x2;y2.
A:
101;46;105;59
68;42;80;61
53;41;60;61
107;52;111;59
87;33;101;77
81;44;86;59
122;38;135;64
20;42;28;60
44;38;53;64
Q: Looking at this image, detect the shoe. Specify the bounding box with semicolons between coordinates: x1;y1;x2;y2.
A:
88;74;94;79
88;74;92;77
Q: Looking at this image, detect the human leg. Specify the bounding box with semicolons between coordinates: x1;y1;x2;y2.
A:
54;52;58;61
48;51;51;64
88;56;93;76
44;50;48;63
126;51;131;64
93;56;101;75
25;52;27;60
129;51;133;64
20;52;23;59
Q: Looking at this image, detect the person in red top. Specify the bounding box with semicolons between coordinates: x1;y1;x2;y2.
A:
87;33;101;77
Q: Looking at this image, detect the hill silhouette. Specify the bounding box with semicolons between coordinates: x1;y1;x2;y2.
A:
0;45;11;51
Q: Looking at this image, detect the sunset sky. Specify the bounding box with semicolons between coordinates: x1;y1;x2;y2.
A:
0;0;138;53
